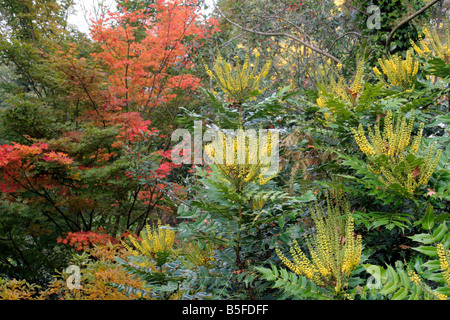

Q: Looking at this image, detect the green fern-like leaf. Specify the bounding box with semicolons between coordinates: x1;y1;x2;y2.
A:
365;261;444;300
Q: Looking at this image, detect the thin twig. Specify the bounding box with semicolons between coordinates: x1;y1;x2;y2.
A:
328;31;361;51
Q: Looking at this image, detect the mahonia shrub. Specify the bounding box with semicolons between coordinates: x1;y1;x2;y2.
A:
175;52;302;299
351;109;442;197
373;50;419;90
182;240;216;270
204;129;279;188
204;53;272;104
316;58;365;125
410;27;450;64
275;191;362;295
122;221;177;268
118;223;208;299
406;217;450;299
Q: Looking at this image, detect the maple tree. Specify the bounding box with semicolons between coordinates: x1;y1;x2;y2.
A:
0;0;217;280
91;0;215;111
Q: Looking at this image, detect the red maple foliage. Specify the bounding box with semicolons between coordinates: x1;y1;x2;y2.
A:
90;0;219;112
0;141;73;193
57;228;117;251
0;0;216;238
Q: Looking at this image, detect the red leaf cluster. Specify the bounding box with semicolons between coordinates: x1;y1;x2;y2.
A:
0;142;73;193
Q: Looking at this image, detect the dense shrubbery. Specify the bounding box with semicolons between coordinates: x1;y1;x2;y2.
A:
0;0;449;300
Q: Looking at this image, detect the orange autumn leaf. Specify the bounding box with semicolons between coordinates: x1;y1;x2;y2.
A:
42;151;74;165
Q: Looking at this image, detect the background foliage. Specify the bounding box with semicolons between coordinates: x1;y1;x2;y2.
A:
0;0;449;300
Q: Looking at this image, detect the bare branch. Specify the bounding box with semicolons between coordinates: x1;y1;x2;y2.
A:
219;32;245;48
214;4;343;65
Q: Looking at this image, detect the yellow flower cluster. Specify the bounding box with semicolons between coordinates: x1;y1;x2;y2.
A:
373;50;419;90
352;110;418;159
437;244;450;289
351;110;442;195
405;269;448;300
316;59;365;126
204;53;272;102
276;192;363;293
408;269;421;285
411;27;450;64
434;293;449;300
123;222;175;263
183;241;216;269
204;130;278;187
350;58;365;95
316;95;326;108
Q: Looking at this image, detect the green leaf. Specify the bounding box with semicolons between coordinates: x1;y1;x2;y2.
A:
397;267;410;289
387;264;400;284
422;260;441;271
432;223;448;242
392;287;408;300
279;216;285;229
444;233;450;249
295;190;316;202
412;246;438;257
425;57;450;79
421;205;435;231
256;266;277;281
379;281;398;295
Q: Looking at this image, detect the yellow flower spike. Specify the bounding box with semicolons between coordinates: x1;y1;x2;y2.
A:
124;221;176;262
375;50;418;90
129;235;147;256
350;59;364;94
437;243;450;293
276;192;362;294
411;38;424;55
317;95;327;108
121;240;139;257
205;130;278;188
316;58;365;124
184;241;216;269
411;27;450;64
205;52;272;103
410;122;424;153
373;66;382;76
